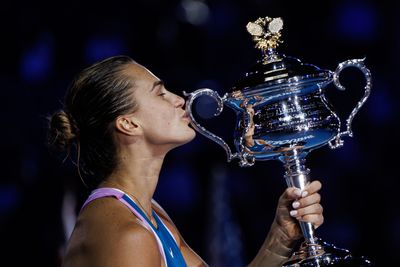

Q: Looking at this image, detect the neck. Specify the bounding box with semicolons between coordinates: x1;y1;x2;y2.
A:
100;153;165;216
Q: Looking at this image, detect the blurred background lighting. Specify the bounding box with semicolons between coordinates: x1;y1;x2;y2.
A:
85;35;126;63
178;0;210;26
335;2;378;41
20;33;54;83
0;185;20;216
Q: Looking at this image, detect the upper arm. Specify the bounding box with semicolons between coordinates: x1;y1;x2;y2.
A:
88;221;162;267
64;197;162;267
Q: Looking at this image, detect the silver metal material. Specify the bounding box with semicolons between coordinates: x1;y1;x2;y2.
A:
279;150;374;266
282;150;316;245
328;58;372;149
183;89;256;167
184;16;373;266
185;60;370;164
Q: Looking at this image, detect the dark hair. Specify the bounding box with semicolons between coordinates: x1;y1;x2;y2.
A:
48;55;137;187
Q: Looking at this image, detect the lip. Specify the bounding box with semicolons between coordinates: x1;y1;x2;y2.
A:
181;112;191;122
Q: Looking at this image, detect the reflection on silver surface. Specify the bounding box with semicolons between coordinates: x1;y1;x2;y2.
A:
185;16;373;266
185;58;371;165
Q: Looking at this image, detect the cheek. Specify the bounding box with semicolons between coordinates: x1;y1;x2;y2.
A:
143;102;176;130
150;109;175;132
159;112;174;126
147;103;171;120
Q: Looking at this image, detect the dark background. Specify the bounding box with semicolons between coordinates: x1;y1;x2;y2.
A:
1;0;398;266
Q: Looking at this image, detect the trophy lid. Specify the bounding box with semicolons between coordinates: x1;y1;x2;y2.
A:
231;17;332;92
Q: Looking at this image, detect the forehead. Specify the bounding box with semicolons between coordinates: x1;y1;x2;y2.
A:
122;63;159;86
121;63;162;106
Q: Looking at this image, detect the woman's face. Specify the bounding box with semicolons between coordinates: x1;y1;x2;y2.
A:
124;63;196;150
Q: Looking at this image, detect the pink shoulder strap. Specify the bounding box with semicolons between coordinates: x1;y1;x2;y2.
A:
81;187;125;208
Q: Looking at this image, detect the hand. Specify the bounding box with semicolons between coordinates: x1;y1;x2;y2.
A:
273;180;323;244
247;181;323;266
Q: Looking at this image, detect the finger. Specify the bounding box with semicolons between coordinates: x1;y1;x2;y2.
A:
290;203;323;218
303;180;322;196
292;193;321;209
283;187;302;201
284;180;322;201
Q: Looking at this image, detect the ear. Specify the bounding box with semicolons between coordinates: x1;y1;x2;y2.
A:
115;116;142;136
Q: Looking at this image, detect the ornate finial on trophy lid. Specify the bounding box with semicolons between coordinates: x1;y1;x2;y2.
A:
246;16;284;64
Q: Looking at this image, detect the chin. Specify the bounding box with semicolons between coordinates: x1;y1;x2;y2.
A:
176;128;196;147
183;128;196;144
166;128;196;149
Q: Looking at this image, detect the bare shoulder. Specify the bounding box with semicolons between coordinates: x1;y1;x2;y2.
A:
63;197;161;267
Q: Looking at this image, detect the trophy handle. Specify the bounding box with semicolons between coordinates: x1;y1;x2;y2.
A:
183;88;240;162
329;58;372;149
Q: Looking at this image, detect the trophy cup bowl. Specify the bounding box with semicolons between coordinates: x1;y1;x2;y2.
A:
184;17;373;266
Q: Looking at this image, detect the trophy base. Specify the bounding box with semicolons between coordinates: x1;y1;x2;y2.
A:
282;238;373;267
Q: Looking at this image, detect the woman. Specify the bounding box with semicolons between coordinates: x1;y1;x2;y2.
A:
48;55;323;267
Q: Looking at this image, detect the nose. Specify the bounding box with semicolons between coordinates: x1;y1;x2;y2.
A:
173;94;185;108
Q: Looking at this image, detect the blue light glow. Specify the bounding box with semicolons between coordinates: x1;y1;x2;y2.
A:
0;185;20;215
335;2;377;41
85;36;126;63
156;165;197;210
367;88;392;125
20;33;54;83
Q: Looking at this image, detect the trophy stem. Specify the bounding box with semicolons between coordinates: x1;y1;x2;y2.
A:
279;149;373;266
281;149;319;252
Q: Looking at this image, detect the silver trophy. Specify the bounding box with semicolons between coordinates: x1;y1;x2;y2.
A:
184;17;373;266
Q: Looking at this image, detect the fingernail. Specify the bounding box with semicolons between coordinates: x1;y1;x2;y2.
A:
301;191;308;198
294;189;302;197
290;210;298;217
292;201;300;209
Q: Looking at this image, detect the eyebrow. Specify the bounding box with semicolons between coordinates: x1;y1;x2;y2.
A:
150;80;164;91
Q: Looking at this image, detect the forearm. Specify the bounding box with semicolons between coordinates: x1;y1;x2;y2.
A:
247;221;296;267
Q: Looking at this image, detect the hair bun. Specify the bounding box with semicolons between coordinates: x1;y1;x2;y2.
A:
47;110;78;151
